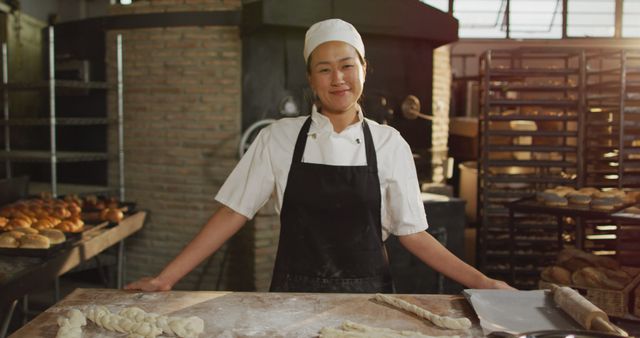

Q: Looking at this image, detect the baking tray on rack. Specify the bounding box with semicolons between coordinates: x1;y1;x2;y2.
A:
506;196;634;218
0;240;72;258
0;222;109;257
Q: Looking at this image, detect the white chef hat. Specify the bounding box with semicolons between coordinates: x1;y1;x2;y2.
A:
303;18;365;64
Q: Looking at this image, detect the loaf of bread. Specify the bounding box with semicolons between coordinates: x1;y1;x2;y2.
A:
19;234;50;249
596;267;632;285
558;248;620;270
560;257;592;272
541;266;572;285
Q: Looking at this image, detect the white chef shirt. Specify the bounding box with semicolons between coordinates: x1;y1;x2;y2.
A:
215;106;428;240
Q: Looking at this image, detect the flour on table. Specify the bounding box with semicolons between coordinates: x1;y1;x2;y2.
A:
319;320;461;338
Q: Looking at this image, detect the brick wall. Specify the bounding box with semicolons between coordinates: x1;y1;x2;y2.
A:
431;45;451;183
105;0;254;291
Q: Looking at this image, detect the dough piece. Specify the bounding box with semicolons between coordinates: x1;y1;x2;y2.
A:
56;309;86;338
119;306;204;338
374;294;471;330
319;321;460;338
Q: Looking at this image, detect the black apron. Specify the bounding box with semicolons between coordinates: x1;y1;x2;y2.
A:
270;116;392;293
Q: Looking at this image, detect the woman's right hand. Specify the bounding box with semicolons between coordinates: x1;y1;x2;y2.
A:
124;276;172;292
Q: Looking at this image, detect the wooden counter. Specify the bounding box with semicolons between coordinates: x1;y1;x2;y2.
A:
11;288;482;337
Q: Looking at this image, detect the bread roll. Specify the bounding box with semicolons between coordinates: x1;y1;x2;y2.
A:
572;269;596;288
19;234;50;249
2;230;25;239
8;217;31;228
105;209;124;223
39;229;66;245
12;226;38;235
578;187;600;196
541;266;572;285
561;257;592;272
0;235;19;248
56;221;76;233
596;267;631;286
52;207;71;219
33;219;54;230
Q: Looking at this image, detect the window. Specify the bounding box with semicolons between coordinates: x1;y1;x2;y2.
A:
419;0;449;12
454;0;507;38
623;0;640;37
567;0;616;37
419;0;636;39
510;0;563;39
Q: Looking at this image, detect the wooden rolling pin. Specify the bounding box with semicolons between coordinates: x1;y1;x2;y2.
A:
550;284;629;337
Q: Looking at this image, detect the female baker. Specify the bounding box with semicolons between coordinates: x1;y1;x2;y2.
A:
126;19;512;293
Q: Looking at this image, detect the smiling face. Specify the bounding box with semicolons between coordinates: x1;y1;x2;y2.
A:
307;41;366;117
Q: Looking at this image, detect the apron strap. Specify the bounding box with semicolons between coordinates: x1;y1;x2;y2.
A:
291;115;378;174
291;117;313;165
362;120;378;173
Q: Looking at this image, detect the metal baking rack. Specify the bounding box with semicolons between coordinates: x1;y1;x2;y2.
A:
478;48;584;289
0;26;125;200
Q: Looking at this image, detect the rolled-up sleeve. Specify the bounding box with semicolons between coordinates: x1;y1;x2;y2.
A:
215;127;276;219
384;138;428;236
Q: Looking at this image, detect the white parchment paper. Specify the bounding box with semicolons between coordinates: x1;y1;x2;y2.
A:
463;289;582;335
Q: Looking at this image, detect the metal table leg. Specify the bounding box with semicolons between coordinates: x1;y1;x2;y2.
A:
0;300;17;338
117;239;125;289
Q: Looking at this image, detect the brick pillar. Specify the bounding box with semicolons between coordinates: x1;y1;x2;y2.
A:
431;45;452;183
106;0;248;291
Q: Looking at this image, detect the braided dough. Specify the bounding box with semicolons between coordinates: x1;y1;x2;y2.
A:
83;305;204;338
85;305;162;338
118;306;204;338
319;321;460;338
56;309;86;338
374;294;471;330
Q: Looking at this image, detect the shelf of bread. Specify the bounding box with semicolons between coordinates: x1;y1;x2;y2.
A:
0;117;110;126
0;194;131;256
0;150;109;162
539;248;640;318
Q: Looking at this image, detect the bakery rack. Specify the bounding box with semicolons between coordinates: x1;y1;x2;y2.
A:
583;49;640;189
0;26;125;200
478;48;584;289
478;48;640;288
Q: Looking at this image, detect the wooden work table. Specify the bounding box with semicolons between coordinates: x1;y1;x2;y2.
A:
11;288;482;337
0;212;147;337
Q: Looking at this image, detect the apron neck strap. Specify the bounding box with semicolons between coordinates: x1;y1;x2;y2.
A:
292;116;378;172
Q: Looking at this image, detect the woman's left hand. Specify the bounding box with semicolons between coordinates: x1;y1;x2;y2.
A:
478;277;517;290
